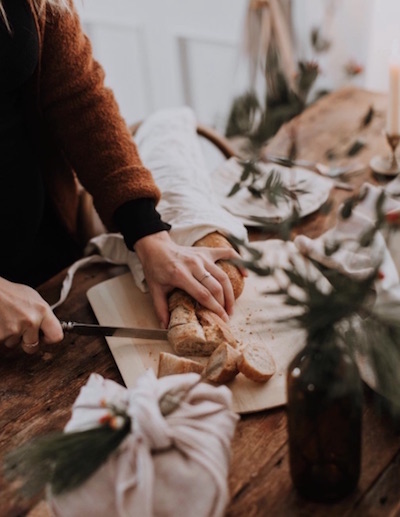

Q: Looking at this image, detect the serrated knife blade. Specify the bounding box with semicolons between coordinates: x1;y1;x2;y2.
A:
61;320;169;341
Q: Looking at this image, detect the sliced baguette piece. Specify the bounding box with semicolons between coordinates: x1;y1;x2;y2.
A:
167;288;209;355
157;352;204;378
167;322;208;356
204;342;241;384
237;343;276;383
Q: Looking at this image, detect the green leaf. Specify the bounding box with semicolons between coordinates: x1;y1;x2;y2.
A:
248;186;263;198
227;182;241;197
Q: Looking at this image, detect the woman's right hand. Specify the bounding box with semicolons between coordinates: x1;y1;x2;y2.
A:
0;277;64;354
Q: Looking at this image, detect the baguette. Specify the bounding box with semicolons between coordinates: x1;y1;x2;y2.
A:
167;322;208;356
167;296;240;356
157;352;204;378
203;342;241;384
167;290;208;355
167;231;245;357
193;231;244;299
237;343;276;383
168;290;195;314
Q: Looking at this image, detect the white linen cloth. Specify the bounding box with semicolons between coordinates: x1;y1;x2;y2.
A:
51;108;247;309
211;156;332;226
294;182;400;293
134;107;247;246
49;370;238;517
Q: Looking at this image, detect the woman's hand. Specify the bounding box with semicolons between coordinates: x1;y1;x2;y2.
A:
134;231;246;329
0;277;64;354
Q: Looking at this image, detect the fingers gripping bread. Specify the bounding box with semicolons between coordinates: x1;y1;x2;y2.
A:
165;232;276;385
167;232;244;356
193;232;244;299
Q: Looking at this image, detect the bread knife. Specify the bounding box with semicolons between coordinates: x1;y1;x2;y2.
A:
61;320;169;341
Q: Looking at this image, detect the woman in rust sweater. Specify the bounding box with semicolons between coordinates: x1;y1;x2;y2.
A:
0;0;241;353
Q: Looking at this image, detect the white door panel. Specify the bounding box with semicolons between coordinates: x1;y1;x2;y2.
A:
76;0;247;127
82;20;152;122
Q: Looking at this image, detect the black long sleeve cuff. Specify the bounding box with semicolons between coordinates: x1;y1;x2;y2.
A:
113;198;171;250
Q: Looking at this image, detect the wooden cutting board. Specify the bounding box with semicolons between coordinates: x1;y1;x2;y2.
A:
87;241;307;414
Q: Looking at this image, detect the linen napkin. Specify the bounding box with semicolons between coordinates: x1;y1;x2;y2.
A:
211;156;332;226
294;182;400;293
49;370;238;517
51;108;247;309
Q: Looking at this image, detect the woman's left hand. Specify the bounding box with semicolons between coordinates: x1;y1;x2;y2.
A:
134;231;246;329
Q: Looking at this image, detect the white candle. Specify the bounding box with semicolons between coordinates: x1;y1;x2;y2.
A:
387;43;400;135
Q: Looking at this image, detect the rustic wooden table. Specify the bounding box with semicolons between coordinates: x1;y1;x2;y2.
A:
1;87;400;516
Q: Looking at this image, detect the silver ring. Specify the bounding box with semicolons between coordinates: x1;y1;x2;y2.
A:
22;341;39;348
198;272;212;283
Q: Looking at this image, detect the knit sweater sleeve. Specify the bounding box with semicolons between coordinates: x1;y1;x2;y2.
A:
38;1;160;230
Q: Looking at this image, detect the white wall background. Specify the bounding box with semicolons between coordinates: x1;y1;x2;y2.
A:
76;0;248;130
75;0;398;130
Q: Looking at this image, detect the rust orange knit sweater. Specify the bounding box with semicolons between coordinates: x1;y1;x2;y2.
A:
25;0;161;242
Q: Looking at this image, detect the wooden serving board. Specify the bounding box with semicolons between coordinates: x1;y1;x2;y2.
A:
87;241;307;414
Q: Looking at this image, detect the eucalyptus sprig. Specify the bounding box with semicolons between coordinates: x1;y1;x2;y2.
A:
228;160;307;208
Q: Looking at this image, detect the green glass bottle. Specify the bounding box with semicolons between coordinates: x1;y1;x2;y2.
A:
286;330;363;502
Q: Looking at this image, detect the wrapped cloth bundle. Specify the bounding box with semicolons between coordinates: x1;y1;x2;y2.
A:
47;371;238;517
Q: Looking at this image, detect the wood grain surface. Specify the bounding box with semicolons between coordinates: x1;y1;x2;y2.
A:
0;87;399;517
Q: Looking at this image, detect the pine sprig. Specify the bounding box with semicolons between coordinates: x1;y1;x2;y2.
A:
285;268;377;340
228;160;307;208
4;423;130;498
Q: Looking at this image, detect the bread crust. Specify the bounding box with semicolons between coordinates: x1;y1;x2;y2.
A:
169;303;197;329
168;290;195;313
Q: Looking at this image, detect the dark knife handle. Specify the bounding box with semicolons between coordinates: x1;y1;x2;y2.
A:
61;321;117;336
60;320;169;340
